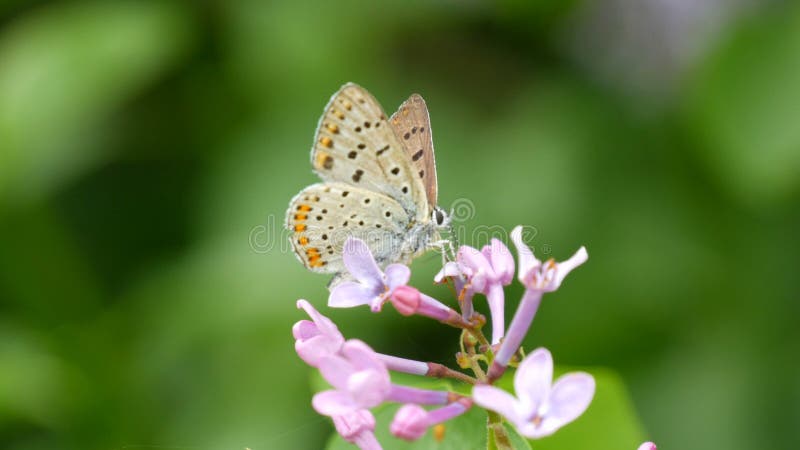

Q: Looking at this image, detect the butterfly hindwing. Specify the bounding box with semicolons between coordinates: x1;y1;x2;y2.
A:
390;93;438;208
286;182;412;273
310;83;429;221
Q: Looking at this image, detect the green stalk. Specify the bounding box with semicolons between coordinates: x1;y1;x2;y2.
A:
487;411;514;450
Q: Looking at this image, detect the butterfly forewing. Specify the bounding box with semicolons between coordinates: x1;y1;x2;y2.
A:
286;182;411;273
311;83;429;221
390;94;438;208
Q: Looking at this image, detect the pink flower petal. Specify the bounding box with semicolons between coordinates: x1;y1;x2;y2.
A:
487;238;515;285
292;319;320;341
297;299;342;339
511;226;540;284
342;238;383;287
295;334;342;367
318;354;356;390
545;372;595;430
552;247;588;289
434;261;461;283
313;390;360;416
329;281;375;308
391;404;429;441
341;340;386;374
384;264;411;290
472;385;522;425
637;442;657;450
348;370;390;408
514;348;553;416
457;245;493;291
333;409;376;443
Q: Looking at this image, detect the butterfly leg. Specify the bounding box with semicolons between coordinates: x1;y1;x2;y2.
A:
429;239;454;264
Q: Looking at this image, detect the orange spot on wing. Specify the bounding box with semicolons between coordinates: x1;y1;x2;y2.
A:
326;123;339;134
319;137;333;148
315;151;334;170
294;224;306;232
333;109;345;120
294;214;307;221
343;100;352;111
298;237;308;245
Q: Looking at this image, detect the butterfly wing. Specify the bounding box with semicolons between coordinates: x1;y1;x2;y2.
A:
310;83;429;221
390;94;438;208
286;182;412;273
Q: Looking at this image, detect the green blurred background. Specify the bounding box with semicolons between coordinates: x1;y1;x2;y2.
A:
1;1;799;449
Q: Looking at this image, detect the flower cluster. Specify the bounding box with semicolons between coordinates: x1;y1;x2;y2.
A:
292;227;655;449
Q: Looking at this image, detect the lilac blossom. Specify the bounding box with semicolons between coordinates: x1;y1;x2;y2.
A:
434;261;475;318
453;239;515;344
390;399;472;441
332;409;382;450
294;299;434;377
638;442;657;450
488;226;588;380
473;348;595;439
294;298;461;389
511;225;587;294
313;340;392;416
390;285;467;327
313;340;452;417
389;404;428;441
290;223;623;448
293;299;345;367
329;238;410;312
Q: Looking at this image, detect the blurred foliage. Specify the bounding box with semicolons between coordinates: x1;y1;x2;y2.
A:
0;1;798;449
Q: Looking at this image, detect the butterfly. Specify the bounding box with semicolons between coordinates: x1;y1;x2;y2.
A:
285;83;451;285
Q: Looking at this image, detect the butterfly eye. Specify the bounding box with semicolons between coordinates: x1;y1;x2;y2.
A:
434;208;446;226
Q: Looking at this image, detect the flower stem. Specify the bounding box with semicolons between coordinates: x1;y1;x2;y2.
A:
468;327;493;361
427;362;478;384
468;352;487;382
487;411;513;450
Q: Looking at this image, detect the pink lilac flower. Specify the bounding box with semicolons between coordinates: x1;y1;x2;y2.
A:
313;340;392;416
390;285;468;327
329;238;410;312
638;442;657;450
453;239;515;344
294;299;434;377
511;225;587;294
313;340;451;417
488;226;588;380
473;348;594;439
434;261;475;318
390;399;472;441
390;404;428;441
332;409;382;450
293;299;345;367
